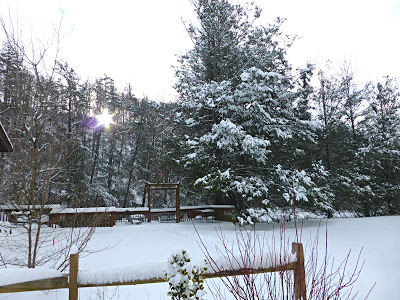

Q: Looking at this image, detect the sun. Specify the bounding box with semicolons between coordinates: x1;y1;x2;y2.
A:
96;109;114;128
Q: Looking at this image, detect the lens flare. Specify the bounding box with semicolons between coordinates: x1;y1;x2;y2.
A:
96;109;114;128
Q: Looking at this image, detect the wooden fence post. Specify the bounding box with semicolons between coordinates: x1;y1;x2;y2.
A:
69;253;79;300
292;242;306;300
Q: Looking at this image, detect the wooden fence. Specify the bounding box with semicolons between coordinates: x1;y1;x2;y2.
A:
0;243;306;300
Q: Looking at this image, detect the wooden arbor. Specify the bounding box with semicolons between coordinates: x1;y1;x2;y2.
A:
145;183;180;223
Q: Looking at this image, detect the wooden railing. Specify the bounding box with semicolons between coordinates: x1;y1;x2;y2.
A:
0;211;8;222
0;242;306;300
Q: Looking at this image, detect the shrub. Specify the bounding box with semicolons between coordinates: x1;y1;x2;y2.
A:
165;249;207;300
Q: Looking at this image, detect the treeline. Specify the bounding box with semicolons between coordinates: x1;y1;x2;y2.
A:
0;0;399;219
0;42;178;210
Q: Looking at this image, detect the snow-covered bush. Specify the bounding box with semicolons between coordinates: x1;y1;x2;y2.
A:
237;208;273;225
165;250;207;300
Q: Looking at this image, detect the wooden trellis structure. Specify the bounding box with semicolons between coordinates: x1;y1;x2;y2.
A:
145;183;180;223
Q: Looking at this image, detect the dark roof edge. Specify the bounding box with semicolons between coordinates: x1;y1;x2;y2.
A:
0;121;13;152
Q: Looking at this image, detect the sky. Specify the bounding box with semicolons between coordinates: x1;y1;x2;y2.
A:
0;0;399;101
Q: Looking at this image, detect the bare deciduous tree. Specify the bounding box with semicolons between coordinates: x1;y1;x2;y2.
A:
0;12;96;269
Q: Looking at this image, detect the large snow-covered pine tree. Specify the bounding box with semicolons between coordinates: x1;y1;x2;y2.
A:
175;0;332;216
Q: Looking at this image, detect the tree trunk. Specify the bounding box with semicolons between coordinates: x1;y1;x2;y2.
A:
28;222;33;268
89;132;101;184
141;135;155;207
107;154;113;194
68;97;72;137
123;132;141;208
320;80;331;170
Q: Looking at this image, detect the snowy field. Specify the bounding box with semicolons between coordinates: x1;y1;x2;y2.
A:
0;216;399;299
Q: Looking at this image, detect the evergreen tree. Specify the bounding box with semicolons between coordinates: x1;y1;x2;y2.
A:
176;0;292;95
357;76;400;215
312;64;372;214
175;0;331;214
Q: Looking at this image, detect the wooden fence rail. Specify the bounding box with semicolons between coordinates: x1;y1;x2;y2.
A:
0;242;306;300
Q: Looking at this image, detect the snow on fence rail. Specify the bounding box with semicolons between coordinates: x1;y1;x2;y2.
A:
0;243;306;300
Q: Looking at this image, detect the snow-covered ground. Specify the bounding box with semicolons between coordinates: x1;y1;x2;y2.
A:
0;216;399;299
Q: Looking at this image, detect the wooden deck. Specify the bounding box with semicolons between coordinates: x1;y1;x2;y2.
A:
116;205;235;223
48;205;236;227
1;205;236;228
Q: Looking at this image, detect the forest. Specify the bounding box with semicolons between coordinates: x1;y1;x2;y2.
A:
0;0;399;222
